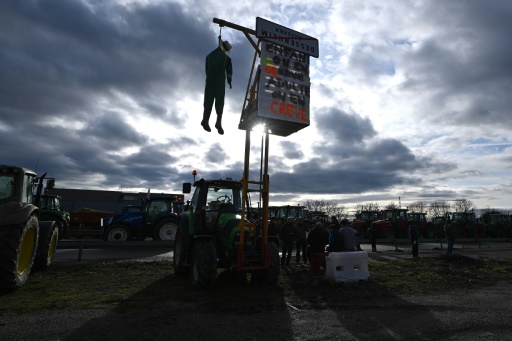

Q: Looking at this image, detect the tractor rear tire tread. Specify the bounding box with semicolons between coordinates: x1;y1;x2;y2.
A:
191;240;217;289
34;223;59;271
0;216;39;290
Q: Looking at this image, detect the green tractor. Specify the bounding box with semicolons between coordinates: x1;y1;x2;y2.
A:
39;193;70;240
173;178;280;288
0;165;59;290
481;213;511;238
445;212;485;238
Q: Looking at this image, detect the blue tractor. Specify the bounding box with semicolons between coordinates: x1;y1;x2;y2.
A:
101;194;182;242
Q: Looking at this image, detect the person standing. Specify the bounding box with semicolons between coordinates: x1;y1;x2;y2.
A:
307;222;329;256
279;218;295;267
367;224;377;252
409;224;419;258
330;216;341;231
306;222;329;275
268;217;280;248
339;219;357;251
350;220;363;251
326;223;345;252
294;218;308;265
201;40;233;135
444;223;455;255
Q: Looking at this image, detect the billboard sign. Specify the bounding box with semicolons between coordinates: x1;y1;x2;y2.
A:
257;41;310;125
256;17;319;58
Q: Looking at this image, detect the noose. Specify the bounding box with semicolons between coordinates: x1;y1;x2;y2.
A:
218;25;223;46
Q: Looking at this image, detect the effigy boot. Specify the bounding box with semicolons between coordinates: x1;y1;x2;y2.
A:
201;110;211;132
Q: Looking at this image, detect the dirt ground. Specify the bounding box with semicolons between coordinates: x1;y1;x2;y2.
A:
1;251;512;340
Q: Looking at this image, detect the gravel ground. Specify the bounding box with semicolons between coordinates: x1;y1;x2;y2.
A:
1;279;511;340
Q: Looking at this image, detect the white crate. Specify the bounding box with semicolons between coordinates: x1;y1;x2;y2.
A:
324;251;370;282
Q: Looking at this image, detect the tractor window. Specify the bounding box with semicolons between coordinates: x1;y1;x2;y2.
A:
22;174;33;204
0;175;14;200
206;187;241;212
397;211;407;221
53;197;61;210
39;196;49;209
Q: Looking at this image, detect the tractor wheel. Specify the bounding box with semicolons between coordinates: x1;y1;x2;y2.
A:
251;242;281;285
173;223;190;276
382;228;395;240
0;215;39;290
153;218;179;241
425;224;436;239
34;222;59;270
191;240;217;289
105;224;131;241
475;228;485;239
53;220;67;240
455;228;467;238
497;228;507;238
264;242;281;284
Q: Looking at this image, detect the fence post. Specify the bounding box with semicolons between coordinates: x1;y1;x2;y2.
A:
78;242;85;261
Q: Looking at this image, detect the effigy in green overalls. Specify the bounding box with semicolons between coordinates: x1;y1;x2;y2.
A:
201;40;232;135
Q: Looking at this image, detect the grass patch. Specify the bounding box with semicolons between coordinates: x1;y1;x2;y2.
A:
1;255;512;316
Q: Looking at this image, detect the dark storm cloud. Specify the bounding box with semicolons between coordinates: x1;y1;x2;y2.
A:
315;107;376;145
204;143;228;163
279;141;304;159
0;0;212;122
79;111;148;148
399;1;512;127
268;107;456;195
0;0;220;191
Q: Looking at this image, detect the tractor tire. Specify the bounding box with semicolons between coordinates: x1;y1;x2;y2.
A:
191;240;217;289
104;224;131;241
382;228;395;240
0;215;39;290
424;224;436;239
54;220;67;240
251;242;281;285
34;222;59;270
455;228;467;238
264;242;281;284
173;223;190;276
475;228;486;239
153;218;179;241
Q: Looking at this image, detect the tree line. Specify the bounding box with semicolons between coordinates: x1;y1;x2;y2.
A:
303;198;509;220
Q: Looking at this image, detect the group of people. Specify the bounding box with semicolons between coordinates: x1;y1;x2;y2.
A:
269;216;362;268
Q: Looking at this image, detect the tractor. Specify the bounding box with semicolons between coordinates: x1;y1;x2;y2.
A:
372;208;414;239
101;194;182;241
173;178;280;288
353;210;380;238
481;213;510;238
408;212;436;238
39;193;70;239
431;216;449;238
0;165;59;290
445;212;485;238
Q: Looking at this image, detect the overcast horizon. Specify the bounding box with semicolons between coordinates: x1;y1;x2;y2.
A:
1;0;511;212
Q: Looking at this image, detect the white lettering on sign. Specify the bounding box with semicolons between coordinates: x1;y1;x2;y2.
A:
256;17;319;58
257;41;311;124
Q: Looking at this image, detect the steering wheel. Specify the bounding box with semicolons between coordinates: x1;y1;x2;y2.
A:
216;195;231;203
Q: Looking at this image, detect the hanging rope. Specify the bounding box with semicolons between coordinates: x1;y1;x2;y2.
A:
218;25;223;45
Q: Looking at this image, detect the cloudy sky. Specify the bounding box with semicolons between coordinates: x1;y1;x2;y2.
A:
1;0;511;212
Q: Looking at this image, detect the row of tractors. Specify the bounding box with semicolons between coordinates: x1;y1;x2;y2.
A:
1;163;278;289
33;191;185;243
352;208;512;240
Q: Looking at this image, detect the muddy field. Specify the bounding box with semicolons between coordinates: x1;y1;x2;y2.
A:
1;254;512;340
